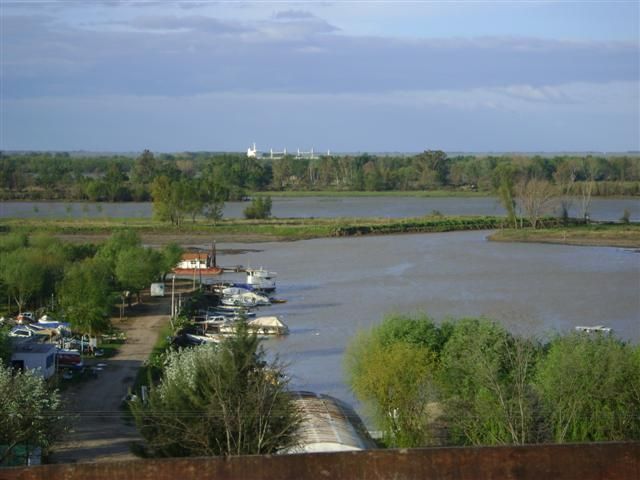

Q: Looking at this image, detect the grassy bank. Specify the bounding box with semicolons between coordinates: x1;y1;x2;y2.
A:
0;215;505;242
4;216;636;246
488;223;640;248
251;190;488;198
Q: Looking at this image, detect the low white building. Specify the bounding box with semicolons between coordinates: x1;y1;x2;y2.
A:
176;252;212;270
10;341;56;379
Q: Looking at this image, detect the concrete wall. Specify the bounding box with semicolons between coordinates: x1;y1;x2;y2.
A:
1;442;637;480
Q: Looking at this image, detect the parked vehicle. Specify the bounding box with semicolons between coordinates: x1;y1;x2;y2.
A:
56;349;83;369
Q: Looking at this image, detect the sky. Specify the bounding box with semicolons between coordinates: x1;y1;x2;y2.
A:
1;0;639;153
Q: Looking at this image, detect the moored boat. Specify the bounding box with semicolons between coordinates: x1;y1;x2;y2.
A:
246;268;277;292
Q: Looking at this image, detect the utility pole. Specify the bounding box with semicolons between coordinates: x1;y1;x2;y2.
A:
170;274;176;330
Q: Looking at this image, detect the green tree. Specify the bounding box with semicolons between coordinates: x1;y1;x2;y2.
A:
346;333;437;447
494;163;518;228
160;243;184;282
244;196;272;220
0;364;64;465
131;323;301;457
345;314;451;447
151;176;193;227
132;149;158;185
0;249;45;314
535;333;640;442
115;246;162;303
438;319;540;445
97;229;141;271
58;258;113;338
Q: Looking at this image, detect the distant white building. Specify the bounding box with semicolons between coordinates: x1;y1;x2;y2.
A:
247;143;258;158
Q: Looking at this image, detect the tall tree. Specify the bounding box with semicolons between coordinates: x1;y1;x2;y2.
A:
0;364;65;465
515;178;558;229
535;333;640;442
58;258;113;338
494;163;518;228
131;323;301;457
438;319;541;446
0;249;45;314
115;246;162;303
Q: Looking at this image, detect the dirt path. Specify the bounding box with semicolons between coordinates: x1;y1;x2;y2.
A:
51;294;171;464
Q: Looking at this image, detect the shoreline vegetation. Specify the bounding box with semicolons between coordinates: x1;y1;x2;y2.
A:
488;224;640;248
1;215;638;248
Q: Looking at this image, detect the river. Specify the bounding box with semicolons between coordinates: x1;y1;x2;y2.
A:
0;196;638;221
213;231;640;407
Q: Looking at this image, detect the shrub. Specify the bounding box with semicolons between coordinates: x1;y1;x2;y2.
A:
244;196;272;220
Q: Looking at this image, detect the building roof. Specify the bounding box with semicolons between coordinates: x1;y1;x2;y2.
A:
12;341;56;355
181;252;209;261
288;391;377;453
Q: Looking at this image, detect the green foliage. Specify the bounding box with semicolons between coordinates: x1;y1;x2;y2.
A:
0;328;10;366
0;248;46;313
1;151;639;200
160;243;183;280
373;313;453;354
0;364;65;464
115;246;162;298
131;324;301;457
535;333;640;442
438;319;541;445
494;163;519;228
97;229;142;269
346;330;438;447
58;257;113;336
0;233;28;253
347;314;640;448
244;196;272;219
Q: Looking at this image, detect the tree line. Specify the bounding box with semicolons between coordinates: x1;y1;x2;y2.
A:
0;230;184;464
0;231;183;336
346;314;640;448
1;150;638;202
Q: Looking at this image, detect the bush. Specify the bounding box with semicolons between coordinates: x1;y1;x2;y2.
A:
130;323;300;457
620;209;631;224
244;196;272;219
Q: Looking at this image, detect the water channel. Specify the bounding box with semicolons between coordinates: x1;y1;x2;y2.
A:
1;196;638;221
215;231;640;406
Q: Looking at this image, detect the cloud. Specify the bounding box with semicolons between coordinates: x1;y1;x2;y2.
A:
3;13;637;101
129;15;245;33
274;10;317;20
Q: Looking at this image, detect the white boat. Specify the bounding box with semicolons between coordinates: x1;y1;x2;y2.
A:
221;292;271;307
185;333;222;344
207;307;256;318
575;325;612;334
246;268;277;292
219;316;289;337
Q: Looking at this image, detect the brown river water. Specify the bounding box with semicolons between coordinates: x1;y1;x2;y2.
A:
213;230;640;406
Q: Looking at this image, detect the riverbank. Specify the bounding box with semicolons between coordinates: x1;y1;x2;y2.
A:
0;216;505;244
488;224;640;248
251;190;487;198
